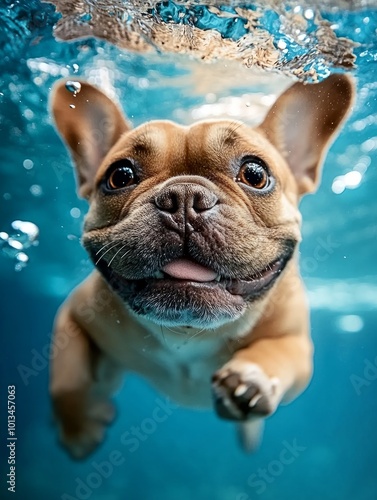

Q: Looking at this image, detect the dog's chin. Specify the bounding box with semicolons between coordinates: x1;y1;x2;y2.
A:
94;251;293;329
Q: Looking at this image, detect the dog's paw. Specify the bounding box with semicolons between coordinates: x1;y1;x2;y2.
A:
212;360;280;420
53;393;116;459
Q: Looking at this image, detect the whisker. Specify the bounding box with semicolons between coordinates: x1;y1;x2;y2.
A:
160;325;168;346
107;245;126;267
120;249;132;260
95;243;120;265
164;325;190;336
184;327;207;345
95;240;117;256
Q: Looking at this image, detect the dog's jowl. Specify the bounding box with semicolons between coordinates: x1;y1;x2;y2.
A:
50;75;354;458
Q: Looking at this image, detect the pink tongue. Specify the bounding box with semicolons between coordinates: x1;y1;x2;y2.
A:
162;259;217;282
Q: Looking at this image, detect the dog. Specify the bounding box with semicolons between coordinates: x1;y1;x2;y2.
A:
50;74;354;458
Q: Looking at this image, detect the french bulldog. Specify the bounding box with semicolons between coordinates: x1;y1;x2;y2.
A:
50;74;353;458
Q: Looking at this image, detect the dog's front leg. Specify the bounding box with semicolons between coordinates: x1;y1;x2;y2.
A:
50;305;124;459
212;332;313;421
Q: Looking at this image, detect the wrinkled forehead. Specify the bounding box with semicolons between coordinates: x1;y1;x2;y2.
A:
120;119;270;153
97;119;279;179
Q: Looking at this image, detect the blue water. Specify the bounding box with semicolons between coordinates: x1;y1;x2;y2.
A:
1;1;377;499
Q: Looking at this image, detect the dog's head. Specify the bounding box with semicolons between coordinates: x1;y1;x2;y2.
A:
51;75;353;329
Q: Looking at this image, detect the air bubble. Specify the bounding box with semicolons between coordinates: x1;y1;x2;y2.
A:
70;207;81;218
332;170;363;194
8;238;23;250
304;9;314;20
361;138;377;153
0;220;39;271
344;171;362;188
24;109;34;120
30;184;43;197
65;80;82;96
11;220;39;243
16;252;29;263
331;177;345;194
337;315;364;333
23;159;34;170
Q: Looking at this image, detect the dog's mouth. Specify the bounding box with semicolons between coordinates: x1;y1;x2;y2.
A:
96;248;292;300
141;255;288;297
90;242;295;329
93;243;295;328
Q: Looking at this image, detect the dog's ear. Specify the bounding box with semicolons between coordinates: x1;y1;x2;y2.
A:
51;79;130;198
258;74;354;195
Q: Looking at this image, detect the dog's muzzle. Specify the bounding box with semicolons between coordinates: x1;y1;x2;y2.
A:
153;178;219;231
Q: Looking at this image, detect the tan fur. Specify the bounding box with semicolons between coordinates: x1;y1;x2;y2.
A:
49;75;354;458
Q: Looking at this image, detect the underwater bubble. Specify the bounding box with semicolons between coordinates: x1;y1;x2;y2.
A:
352;119;366;132
332;177;346;195
24;109;34;120
361;138;377;153
30;184;43;196
0;220;39;271
3;193;11;200
65;80;81;95
15;254;29;271
337;315;364;333
11;220;39;244
16;252;29;263
70;207;81;218
344;171;362;189
72;63;79;73
8;238;24;250
69;104;75;109
23;159;34;170
33;76;43;86
0;232;9;242
354;156;371;174
332;171;362;194
138;78;149;89
304;9;314;20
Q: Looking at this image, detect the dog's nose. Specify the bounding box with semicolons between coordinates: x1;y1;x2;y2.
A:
154;183;218;215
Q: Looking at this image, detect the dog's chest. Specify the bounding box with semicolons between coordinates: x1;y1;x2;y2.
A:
137;334;230;407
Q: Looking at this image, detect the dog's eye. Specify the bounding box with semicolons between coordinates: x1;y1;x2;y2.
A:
106;160;137;190
236;158;270;190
